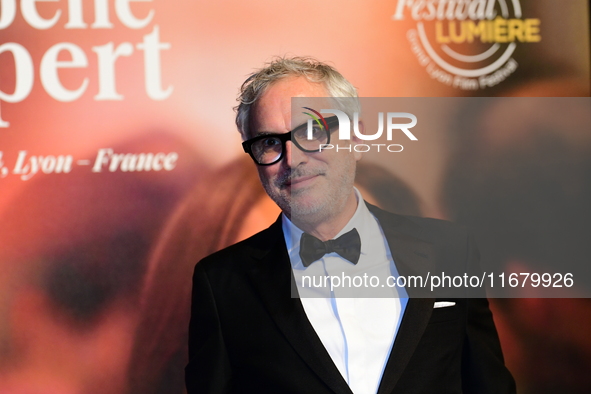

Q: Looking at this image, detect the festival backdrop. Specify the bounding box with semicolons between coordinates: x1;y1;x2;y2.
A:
0;1;589;393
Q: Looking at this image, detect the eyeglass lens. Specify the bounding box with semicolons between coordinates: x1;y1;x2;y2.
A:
251;124;328;164
251;136;284;165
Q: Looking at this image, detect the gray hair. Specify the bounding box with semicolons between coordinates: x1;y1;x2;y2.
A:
235;56;359;140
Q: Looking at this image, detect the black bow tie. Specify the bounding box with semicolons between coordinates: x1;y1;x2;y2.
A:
299;228;361;267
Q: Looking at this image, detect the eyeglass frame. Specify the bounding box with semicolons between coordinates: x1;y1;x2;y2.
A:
242;115;340;166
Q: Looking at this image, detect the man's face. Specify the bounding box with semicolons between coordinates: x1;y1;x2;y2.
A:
249;76;361;224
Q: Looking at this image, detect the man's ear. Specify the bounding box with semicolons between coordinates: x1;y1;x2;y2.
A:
352;120;364;161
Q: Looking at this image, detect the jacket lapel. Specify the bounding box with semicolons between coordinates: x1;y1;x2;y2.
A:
367;204;435;294
367;204;436;394
244;217;353;394
376;298;434;394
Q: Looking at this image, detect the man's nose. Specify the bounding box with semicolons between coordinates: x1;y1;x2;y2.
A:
284;140;308;168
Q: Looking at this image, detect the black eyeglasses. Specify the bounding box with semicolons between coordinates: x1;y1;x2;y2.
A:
242;116;339;166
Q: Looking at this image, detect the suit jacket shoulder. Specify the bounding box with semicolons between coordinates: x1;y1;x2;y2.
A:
197;217;283;274
367;202;471;247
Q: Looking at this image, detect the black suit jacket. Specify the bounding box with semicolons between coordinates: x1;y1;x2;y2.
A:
186;204;516;393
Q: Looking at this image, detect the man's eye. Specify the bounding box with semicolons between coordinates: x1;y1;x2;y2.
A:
262;137;281;147
295;124;324;140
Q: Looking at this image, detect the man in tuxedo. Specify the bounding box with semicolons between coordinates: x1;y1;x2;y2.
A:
186;57;515;394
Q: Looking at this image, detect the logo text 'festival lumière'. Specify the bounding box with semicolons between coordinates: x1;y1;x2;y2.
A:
393;0;541;90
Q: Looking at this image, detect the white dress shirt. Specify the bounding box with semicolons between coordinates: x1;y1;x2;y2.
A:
283;189;408;394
